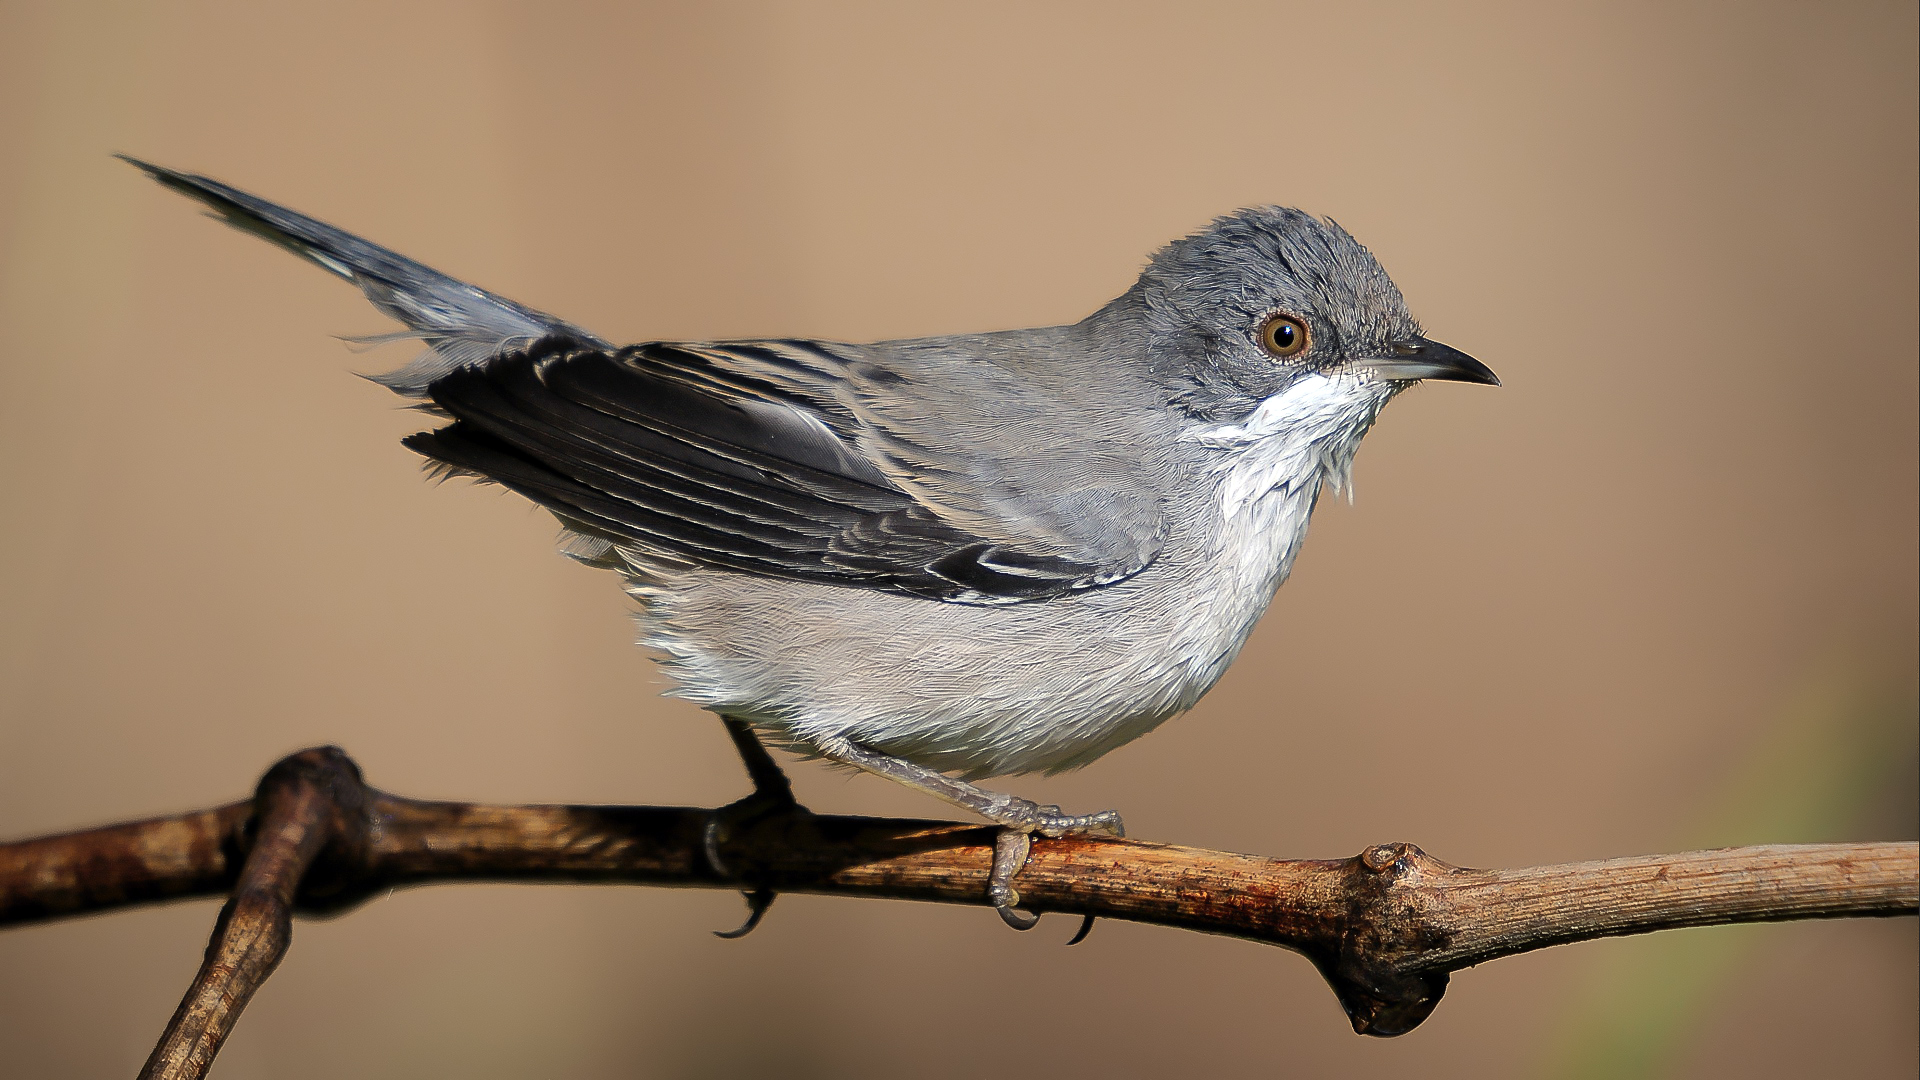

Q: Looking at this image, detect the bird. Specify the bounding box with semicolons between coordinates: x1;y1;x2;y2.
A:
123;156;1497;929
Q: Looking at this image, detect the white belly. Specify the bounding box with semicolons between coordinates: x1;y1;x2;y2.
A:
624;478;1321;779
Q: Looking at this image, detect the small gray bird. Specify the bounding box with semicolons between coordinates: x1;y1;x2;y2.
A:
125;157;1496;928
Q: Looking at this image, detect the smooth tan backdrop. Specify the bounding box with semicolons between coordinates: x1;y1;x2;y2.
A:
2;2;1915;1078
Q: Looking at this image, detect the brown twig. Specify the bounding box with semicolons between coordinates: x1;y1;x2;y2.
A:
135;750;370;1080
2;747;1915;1080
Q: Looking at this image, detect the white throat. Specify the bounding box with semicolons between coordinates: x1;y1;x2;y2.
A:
1185;372;1396;519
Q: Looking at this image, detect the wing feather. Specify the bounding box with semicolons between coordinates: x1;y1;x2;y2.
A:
408;337;1160;603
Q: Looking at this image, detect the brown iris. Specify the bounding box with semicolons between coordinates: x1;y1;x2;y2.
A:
1258;313;1309;358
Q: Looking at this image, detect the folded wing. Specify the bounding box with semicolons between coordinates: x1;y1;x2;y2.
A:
409;336;1162;604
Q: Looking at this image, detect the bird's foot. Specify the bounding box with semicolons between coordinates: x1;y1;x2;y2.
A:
707;717;809;938
818;737;1122;934
704;787;805;939
989;829;1039;929
981;799;1124;932
703;785;803;880
989;798;1126;840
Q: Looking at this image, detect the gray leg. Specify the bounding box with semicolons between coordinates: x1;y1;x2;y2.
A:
819;736;1124;929
821;737;1125;838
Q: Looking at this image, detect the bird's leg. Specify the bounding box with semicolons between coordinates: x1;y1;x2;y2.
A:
706;716;805;938
820;737;1124;929
821;737;1125;838
721;715;797;807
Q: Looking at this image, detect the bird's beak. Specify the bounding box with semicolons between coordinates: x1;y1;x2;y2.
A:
1354;337;1500;386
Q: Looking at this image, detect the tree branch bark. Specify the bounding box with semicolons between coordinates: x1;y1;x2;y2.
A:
2;747;1914;1080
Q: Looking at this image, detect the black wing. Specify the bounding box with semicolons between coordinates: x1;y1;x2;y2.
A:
406;336;1153;603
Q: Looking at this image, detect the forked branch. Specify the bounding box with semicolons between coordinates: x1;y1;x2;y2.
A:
2;747;1914;1080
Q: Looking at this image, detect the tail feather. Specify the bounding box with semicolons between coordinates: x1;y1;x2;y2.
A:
119;155;607;394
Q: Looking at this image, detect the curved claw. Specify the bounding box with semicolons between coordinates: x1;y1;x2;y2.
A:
996;902;1042;931
1064;913;1098;946
714;886;777;939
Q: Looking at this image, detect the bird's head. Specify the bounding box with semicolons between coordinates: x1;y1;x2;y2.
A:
1114;206;1496;423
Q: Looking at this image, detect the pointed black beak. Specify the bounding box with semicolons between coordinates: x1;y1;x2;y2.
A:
1354;337;1500;386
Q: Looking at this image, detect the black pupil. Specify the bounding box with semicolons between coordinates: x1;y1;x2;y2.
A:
1271;322;1296;349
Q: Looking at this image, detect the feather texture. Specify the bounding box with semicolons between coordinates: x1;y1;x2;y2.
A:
409;336;1165;603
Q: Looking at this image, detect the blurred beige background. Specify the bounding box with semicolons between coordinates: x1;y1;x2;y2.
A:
1;2;1914;1077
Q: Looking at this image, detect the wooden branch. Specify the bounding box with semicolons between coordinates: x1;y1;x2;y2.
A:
2;748;1914;1080
137;751;368;1079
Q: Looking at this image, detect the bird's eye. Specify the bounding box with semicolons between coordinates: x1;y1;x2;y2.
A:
1258;314;1310;359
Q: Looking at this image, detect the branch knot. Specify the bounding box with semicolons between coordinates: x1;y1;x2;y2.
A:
1316;842;1458;1037
255;747;377;916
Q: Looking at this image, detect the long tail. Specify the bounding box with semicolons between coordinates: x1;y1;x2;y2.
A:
120;156;606;394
